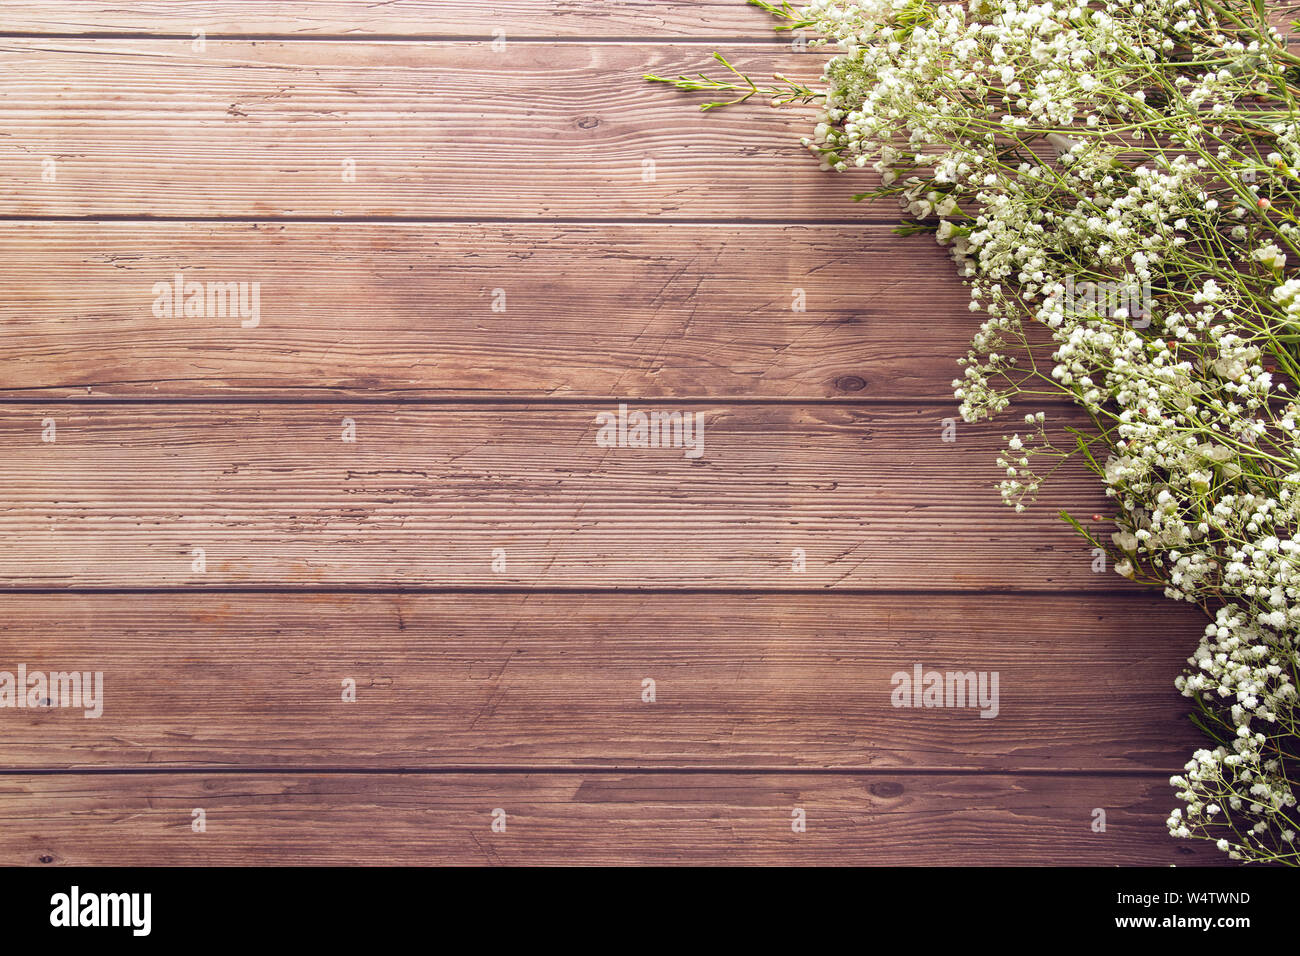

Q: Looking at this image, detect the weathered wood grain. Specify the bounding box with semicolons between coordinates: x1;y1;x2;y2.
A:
0;222;972;400
0;41;861;219
0;592;1204;771
0;1;786;39
0;403;1118;589
1;771;1215;866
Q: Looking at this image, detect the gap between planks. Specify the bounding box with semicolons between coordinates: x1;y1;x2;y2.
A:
0;34;795;43
0;767;1187;777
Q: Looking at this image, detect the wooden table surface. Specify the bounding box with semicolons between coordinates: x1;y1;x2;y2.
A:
0;0;1215;866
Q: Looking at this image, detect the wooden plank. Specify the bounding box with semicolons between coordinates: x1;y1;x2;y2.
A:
0;1;786;39
0;403;1119;589
0;771;1215;865
1;0;1289;42
0;222;971;400
0;591;1203;771
0;40;864;218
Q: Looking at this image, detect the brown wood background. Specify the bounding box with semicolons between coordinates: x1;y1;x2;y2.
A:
0;0;1217;866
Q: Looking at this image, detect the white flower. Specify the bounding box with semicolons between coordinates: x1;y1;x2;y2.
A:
1254;243;1287;271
